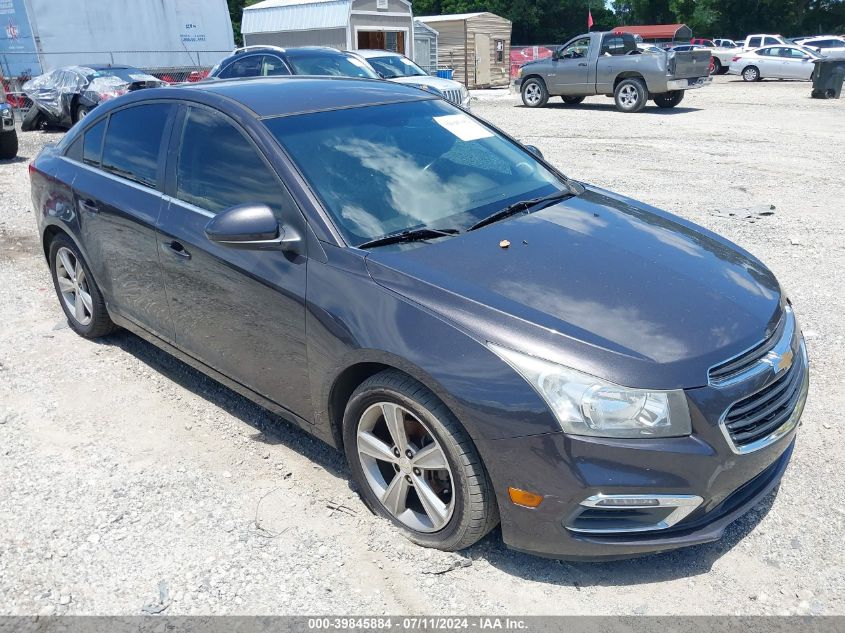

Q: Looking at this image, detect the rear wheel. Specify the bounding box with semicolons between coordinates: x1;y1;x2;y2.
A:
614;77;648;113
74;103;92;124
561;95;585;104
742;66;761;82
21;106;44;132
521;78;548;108
711;58;722;75
48;234;116;338
343;370;498;551
653;91;685;108
0;130;17;160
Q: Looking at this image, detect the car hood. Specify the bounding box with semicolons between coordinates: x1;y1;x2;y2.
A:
390;75;464;92
364;187;783;390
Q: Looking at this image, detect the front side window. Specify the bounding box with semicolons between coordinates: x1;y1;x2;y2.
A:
101;104;171;187
286;52;378;78
366;55;426;78
264;99;564;246
175;107;287;216
561;37;591;59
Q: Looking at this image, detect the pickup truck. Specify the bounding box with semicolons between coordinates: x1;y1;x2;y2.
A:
514;31;712;113
0;89;18;159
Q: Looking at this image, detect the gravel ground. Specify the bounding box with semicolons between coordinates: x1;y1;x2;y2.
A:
0;75;843;616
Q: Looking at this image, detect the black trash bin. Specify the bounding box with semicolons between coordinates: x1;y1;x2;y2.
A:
811;57;845;99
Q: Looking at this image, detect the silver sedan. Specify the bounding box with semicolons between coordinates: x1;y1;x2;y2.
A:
729;45;821;81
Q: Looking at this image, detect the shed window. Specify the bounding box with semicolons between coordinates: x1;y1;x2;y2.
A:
495;39;505;63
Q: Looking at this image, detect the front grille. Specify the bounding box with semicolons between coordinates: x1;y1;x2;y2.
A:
709;310;787;383
441;88;463;106
723;353;806;449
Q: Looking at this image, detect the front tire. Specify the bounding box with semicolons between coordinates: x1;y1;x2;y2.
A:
343;370;498;551
742;66;761;82
711;58;722;75
653;90;685;108
0;130;17;160
48;234;116;338
614;77;648;113
521;77;549;108
561;95;585;104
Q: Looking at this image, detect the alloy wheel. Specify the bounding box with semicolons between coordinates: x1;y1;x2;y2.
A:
619;84;640;108
743;67;759;81
523;83;541;106
55;246;93;326
356;402;455;533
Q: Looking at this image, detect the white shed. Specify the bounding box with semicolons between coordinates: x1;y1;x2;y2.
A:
242;0;415;57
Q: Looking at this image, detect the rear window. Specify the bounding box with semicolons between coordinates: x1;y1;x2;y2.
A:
101;104;171;188
285;52;378;78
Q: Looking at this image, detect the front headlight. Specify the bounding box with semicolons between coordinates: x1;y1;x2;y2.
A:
488;344;692;439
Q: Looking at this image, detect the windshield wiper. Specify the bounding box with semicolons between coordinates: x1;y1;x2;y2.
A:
357;227;460;249
468;189;578;231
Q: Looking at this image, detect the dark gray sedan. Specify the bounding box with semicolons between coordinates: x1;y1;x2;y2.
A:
29;77;808;559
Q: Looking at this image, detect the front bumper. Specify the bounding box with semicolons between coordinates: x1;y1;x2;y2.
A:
476;349;807;560
0;104;15;132
666;75;713;91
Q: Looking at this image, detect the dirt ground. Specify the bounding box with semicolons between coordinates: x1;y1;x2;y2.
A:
0;75;843;616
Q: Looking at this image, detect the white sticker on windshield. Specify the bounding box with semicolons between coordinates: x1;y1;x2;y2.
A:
434;114;494;142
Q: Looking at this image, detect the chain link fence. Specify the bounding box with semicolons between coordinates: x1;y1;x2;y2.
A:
1;50;229;120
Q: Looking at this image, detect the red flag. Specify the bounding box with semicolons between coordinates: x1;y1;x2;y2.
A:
588;10;594;29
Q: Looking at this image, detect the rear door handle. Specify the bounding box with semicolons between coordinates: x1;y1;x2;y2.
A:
578;63;588;67
79;199;98;214
167;240;191;259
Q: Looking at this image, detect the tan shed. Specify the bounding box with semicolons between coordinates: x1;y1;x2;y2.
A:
416;12;512;88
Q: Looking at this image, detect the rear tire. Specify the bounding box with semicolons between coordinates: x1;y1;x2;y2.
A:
521;77;549;108
73;103;92;124
0;130;17;160
711;58;722;75
343;370;499;551
742;66;761;82
561;95;585;104
653;91;685;108
21;106;44;132
614;77;648;113
48;234;116;338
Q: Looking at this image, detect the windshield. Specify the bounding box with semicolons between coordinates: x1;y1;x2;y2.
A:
366;54;427;78
264;99;565;246
286;52;379;78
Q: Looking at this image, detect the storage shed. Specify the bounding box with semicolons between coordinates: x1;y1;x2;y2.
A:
412;19;438;74
612;24;693;45
242;0;415;56
416;12;512;88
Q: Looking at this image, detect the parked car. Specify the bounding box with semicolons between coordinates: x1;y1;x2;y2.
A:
690;38;716;47
353;49;470;108
515;31;711;112
21;65;164;130
794;36;845;56
0;88;18;159
742;34;793;51
208;46;379;80
636;43;663;54
28;76;808;559
714;38;740;48
729;45;822;81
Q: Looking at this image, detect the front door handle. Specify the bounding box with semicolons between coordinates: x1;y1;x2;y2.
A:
578;62;588;67
79;199;98;214
167;240;191;259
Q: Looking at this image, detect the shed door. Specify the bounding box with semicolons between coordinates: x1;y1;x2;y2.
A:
475;33;491;86
414;36;431;73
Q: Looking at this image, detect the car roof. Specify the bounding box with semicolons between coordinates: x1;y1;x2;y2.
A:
173;76;436;118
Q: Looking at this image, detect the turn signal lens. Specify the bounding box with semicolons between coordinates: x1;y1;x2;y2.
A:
508;487;544;508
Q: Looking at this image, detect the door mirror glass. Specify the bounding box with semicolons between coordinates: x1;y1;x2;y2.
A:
524;144;544;160
205;203;295;249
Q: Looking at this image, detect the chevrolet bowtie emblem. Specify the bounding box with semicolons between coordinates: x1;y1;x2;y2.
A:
765;348;794;374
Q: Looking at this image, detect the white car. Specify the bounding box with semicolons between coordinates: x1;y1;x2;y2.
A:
636;43;663;54
354;49;470;109
742;34;792;51
794;36;845;56
729;45;821;81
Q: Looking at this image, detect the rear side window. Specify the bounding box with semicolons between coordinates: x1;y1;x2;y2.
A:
175;107;288;216
763;37;779;45
83;119;107;166
101;104;171;188
601;36;627;56
219;55;262;78
757;47;774;56
262;56;291;76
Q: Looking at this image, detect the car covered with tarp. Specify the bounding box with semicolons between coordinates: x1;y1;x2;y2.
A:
22;65;164;130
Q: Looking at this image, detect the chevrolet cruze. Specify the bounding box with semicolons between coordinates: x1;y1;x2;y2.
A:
29;77;808;559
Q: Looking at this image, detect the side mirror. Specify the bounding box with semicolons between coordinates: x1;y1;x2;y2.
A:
524;144;544;160
205;203;301;251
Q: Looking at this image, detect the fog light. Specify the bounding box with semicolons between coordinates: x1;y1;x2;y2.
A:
594;497;660;507
508;487;543;508
565;494;703;534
